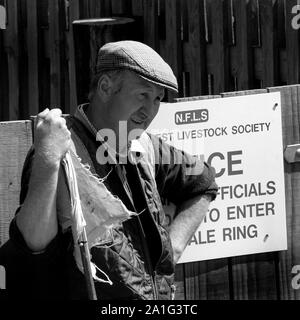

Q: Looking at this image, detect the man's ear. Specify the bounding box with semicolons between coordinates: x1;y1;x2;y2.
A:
96;74;113;102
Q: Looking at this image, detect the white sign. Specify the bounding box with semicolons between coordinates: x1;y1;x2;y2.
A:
147;92;287;263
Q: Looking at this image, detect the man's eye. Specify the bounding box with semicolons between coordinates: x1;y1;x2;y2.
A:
158;91;165;101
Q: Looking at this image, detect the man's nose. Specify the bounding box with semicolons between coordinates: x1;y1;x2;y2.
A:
145;99;160;117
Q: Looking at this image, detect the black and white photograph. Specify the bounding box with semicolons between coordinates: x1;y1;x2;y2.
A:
0;0;299;316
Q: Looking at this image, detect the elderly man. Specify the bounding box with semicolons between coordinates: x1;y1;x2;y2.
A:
9;41;218;300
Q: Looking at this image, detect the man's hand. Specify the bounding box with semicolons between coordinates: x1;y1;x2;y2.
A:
34;108;71;167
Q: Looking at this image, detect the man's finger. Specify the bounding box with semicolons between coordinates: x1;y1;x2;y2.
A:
36;108;49;126
42;108;63;124
46;108;62;119
37;108;49;119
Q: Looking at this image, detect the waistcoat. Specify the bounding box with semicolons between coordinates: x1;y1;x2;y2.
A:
66;115;176;300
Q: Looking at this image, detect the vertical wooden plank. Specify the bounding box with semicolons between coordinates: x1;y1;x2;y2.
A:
80;0;89;18
3;0;19;120
104;0;113;16
0;121;32;247
82;0;109;18
111;0;124;14
58;0;68;115
285;0;300;84
36;0;50;110
143;0;158;50
249;0;263;89
225;0;235;46
131;0;143;16
0;0;8;121
88;0;105;17
0;35;6;120
174;265;185;300
60;0;68;113
163;0;181;101
112;0;132;15
249;0;261;47
48;0;61;107
206;0;230;95
158;0;166;49
277;0;286;49
231;0;254;90
68;0;79;113
18;0;29;120
72;22;91;105
26;0;39;116
268;84;300;300
184;262;201;300
259;0;279;87
203;0;211;43
277;0;287;85
183;0;207;96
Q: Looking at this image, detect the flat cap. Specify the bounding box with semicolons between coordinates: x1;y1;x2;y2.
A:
96;40;178;92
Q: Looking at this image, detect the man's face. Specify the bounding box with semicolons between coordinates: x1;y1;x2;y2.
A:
105;71;165;137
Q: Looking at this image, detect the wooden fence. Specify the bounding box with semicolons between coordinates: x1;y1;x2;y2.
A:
1;84;300;299
0;0;300;121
